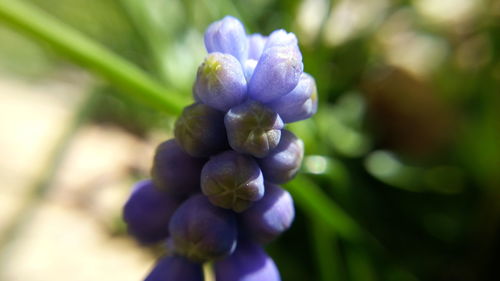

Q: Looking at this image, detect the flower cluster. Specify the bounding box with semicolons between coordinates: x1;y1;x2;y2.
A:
123;16;317;281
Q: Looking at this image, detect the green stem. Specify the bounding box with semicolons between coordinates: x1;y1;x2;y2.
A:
285;174;364;242
0;0;186;115
311;220;344;281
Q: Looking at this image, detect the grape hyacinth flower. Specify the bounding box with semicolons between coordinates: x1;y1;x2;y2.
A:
225;100;284;158
122;15;318;281
151;139;206;197
144;255;203;281
215;241;281;281
169;194;237;262
241;183;295;244
174;103;228;157
123;180;181;244
201;151;265;212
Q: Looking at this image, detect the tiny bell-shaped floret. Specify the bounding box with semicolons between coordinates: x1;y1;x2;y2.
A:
174;103;228;157
225;100;284;158
151;139;206;197
169;194;237;262
247;33;267;61
204;16;248;62
201;151;265;212
194;53;247;111
248;45;303;103
123;180;180;244
266;73;318;123
264;29;299;49
144;255;203;281
258;130;304;184
215;241;281;281
241;183;295;244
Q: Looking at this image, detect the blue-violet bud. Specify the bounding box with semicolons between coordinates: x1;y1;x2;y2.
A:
266;73;318;123
201;151;265;212
169;194;237;262
264;29;299;50
194;53;247;111
258;130;304;184
144;255;203;281
215;241;281;281
243;59;258;82
151;139;206;197
174;103;228;157
225;100;284;158
204;16;248;62
241;183;295;244
248;45;303;103
247;34;267;61
123;180;180;244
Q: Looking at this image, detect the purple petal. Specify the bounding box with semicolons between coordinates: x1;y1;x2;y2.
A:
215;241;281;281
247;33;267;61
151;139;206;197
169;194;237;262
248;46;303;103
174;103;229;157
266;73;318;123
204;16;248;62
201;151;264;212
264;29;299;49
194;53;247;111
258;130;304;184
123;180;181;244
241;183;295;244
225;100;283;158
144;255;203;281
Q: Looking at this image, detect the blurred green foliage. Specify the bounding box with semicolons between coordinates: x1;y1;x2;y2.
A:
1;0;499;280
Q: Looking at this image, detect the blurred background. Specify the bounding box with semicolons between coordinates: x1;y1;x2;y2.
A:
0;0;499;280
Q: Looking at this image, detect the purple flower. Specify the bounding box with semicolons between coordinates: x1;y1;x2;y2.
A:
215;241;281;281
266;73;318;123
205;16;248;62
174;103;228;157
144;255;203;281
264;29;299;49
247;34;267;61
258;130;304;184
194;52;247;111
151;139;206;197
248;45;303;103
169;194;237;262
123;180;180;244
201;151;264;212
225;100;284;158
241;183;295;244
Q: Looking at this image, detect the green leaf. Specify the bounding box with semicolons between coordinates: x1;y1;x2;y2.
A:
0;0;187;116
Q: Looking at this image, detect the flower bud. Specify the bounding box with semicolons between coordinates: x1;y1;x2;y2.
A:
243;59;258;81
169;194;237;262
201;151;264;212
151;139;206;197
145;255;203;281
266;73;318;123
241;183;295;244
215;241;281;281
123;180;180;244
258;130;304;184
174;103;229;157
204;16;248;62
248;45;303;103
195;53;247;111
248;33;267;60
225;100;283;158
264;29;299;49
